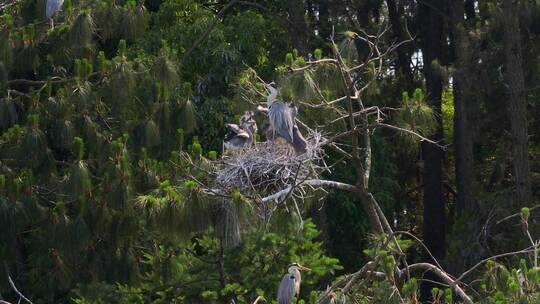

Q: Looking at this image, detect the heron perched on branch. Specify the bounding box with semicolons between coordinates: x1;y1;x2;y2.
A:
46;0;64;29
223;111;257;151
277;262;311;304
265;82;307;154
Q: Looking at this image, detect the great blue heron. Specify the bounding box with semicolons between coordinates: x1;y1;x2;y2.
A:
46;0;64;29
277;262;311;304
223;111;257;151
265;82;307;154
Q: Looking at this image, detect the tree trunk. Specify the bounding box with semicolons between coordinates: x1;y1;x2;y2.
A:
502;0;532;207
386;0;413;90
418;0;446;300
452;1;475;215
317;0;331;41
358;189;384;235
464;0;475;20
286;0;310;55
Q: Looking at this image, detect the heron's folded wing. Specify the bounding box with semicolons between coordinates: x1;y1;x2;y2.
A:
269;102;294;143
277;274;296;304
281;106;295;142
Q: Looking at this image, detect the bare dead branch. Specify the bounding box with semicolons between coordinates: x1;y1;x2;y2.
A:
402;263;473;304
393;231;444;271
261;179;358;202
0;0;21;12
377;123;447;149
251;295;263;304
318;259;379;303
287;59;339;72
495;205;540;225
455;245;538;283
6;274;33;304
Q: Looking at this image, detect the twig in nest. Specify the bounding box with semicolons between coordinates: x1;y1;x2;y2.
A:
213;132;325;198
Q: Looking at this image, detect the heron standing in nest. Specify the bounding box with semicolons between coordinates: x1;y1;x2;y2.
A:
265;82;307;154
223;111;258;151
277;262;311;304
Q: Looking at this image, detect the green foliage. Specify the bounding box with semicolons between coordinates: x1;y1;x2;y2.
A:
394;88;437;155
0;97;18;132
522;207;530;220
176;128;185;150
1;0;539;303
72;137;84;160
65;160;92;200
68;12;95;57
441;88;454;142
72;219;341;304
208;150;217;161
314;48;323;60
178;97;197;134
190;137;202;158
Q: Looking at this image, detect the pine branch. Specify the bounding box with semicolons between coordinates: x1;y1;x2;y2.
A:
377;123;447;149
181;0;240;65
7;73;100;88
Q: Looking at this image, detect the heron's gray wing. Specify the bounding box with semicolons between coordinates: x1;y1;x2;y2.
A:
277;274;296;304
46;0;64;18
269;101;294;143
226;124;249;138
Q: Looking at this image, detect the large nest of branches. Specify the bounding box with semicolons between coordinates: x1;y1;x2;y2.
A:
214;132;326;199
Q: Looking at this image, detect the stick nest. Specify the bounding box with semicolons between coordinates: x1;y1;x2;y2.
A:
213;132;326;198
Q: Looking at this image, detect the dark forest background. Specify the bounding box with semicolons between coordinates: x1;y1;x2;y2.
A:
0;0;539;303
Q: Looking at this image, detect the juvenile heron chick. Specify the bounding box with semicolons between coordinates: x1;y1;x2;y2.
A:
223;111;257;151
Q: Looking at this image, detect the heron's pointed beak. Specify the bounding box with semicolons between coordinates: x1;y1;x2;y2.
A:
298;265;311;272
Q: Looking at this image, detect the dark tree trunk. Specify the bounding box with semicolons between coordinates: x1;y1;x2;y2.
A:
452;1;475;215
502;0;532;206
465;0;475;20
286;0;310;55
418;0;446;300
386;0;413;90
317;0;331;41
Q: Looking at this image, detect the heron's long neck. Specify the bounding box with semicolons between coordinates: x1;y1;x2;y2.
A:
289;268;301;281
267;88;278;106
289;268;302;294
